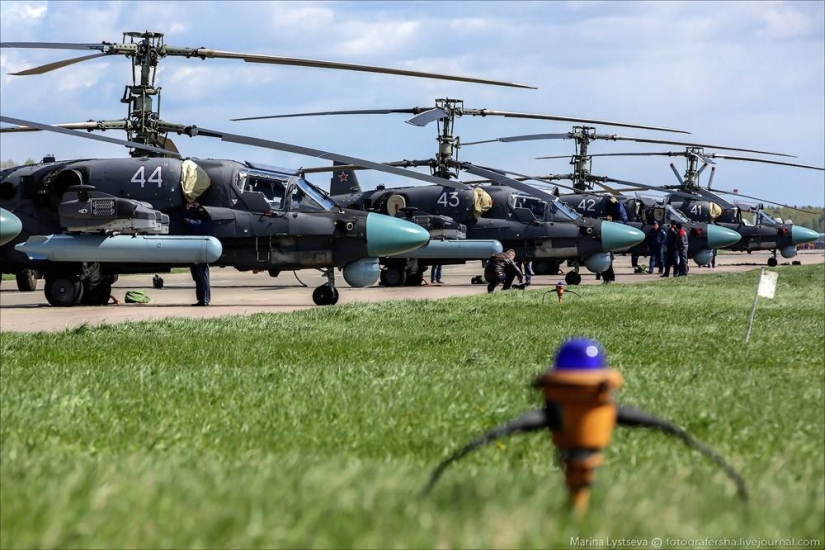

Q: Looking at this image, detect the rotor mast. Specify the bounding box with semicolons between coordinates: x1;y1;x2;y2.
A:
434;98;461;180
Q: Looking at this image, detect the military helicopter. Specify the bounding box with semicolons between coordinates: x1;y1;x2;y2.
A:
459;127;809;267
536;146;823;266
0;32;533;305
235;99;695;284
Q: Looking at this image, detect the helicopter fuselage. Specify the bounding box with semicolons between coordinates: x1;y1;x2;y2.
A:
0;157;430;305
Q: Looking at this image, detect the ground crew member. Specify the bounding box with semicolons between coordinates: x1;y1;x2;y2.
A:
662;220;679;277
484;249;524;293
647;220;666;274
184;202;212;306
676;222;689;276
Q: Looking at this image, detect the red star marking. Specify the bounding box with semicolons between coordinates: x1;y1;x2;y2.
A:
338;172;349;182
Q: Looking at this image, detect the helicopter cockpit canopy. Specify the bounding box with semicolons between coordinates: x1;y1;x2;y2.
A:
238;162;338;213
755;209;781;227
511;193;579;223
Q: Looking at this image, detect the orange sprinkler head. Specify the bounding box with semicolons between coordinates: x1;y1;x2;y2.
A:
534;338;624;513
555;282;565;302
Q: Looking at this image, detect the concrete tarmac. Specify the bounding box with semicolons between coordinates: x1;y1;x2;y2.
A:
1;250;822;333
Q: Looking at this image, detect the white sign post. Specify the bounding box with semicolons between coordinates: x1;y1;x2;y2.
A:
745;268;778;343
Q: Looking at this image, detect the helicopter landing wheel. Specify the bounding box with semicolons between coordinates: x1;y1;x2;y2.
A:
45;272;84;307
380;266;407;287
16;269;39;292
565;271;582;286
331;288;340;305
312;283;337;306
767;257;778;267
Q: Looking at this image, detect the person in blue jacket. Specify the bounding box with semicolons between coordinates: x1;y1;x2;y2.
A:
647;220;667;274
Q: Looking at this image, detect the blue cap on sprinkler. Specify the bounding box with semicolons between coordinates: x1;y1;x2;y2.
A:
554;338;607;370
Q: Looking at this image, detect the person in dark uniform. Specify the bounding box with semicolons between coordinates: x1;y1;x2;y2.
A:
183;202;212;306
647;220;666;274
676;222;690;277
517;259;533;286
484;249;524;293
662;220;679;277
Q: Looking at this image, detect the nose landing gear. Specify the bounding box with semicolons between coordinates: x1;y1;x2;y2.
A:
312;268;340;306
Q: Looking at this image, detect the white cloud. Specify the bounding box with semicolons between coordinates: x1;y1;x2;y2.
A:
447;18;491;33
758;3;821;39
1;1;47;22
336;20;420;57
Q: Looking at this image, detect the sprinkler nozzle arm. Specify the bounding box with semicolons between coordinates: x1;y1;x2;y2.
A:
422;409;550;495
616;405;749;501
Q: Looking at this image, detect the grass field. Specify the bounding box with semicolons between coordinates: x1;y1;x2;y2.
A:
2;266;823;549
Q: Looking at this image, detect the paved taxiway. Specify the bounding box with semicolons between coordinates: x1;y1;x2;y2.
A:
1;250;822;333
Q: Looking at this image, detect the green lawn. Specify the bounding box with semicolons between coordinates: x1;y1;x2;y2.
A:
2;266;823;549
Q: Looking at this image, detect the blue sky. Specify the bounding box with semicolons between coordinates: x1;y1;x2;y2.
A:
1;0;823;208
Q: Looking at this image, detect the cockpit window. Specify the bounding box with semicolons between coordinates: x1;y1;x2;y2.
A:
511;194;578;222
512;195;546;219
239;169;337;212
549;197;579;221
756;210;780;227
296;177;336;212
279;176;337;213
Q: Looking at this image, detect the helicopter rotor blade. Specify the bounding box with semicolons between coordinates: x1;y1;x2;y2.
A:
469;110;689;134
0;116;178;157
231;109;422;122
541;150;823;171
703;154;824;171
598;175;699;201
463;133;572;146
454;162;559;202
669;164;685;186
2;40;535;89
191;49;536;89
461;174;580;193
693;186;735;209
0;41;110;51
9;52;110;76
0;120;129;133
300;159;434;174
476;133;796;158
592;135;796;157
193;127;470;190
707;188;818;214
406;108;449;127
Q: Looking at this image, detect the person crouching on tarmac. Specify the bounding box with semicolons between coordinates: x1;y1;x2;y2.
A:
484;249;524;293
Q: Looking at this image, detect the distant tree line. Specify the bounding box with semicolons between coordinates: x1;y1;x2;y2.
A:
1;159;36;169
764;206;825;233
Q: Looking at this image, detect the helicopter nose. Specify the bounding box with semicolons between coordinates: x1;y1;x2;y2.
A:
0;208;23;246
365;213;429;257
707;224;741;249
600;221;645;251
791;225;820;245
